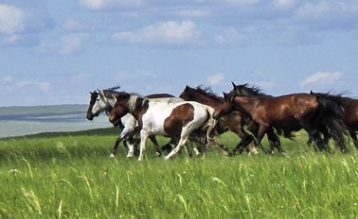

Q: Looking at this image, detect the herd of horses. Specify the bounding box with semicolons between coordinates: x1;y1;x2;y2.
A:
86;83;358;160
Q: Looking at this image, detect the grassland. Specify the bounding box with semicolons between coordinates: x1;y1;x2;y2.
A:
1;128;358;218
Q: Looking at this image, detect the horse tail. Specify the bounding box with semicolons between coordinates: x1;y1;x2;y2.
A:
204;108;217;140
313;92;348;151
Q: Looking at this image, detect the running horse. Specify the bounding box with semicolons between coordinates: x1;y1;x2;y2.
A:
179;85;277;155
310;92;358;151
342;97;358;150
86;86;178;157
108;91;219;161
214;82;348;153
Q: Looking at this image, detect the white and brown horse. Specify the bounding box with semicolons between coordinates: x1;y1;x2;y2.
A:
108;91;219;161
86;86;178;157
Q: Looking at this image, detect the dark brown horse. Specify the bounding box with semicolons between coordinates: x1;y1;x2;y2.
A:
214;83;348;153
179;85;277;155
342;97;358;150
309;92;358;151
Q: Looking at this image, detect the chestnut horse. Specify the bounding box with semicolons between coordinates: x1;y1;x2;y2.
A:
214;83;348;153
86;86;178;157
108;91;219;161
179;85;278;155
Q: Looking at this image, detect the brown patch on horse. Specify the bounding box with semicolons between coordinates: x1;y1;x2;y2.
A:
164;103;195;136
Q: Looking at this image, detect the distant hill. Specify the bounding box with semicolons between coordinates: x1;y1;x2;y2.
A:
0;104;111;138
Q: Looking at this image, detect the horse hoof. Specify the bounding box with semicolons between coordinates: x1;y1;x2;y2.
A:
228;152;236;157
109;154;115;158
154;152;162;157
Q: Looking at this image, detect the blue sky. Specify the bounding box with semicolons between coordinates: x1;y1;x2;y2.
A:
1;0;358;106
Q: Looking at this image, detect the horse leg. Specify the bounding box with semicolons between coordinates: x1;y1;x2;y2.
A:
254;125;272;155
349;131;358;151
165;125;196;160
330;130;349;153
165;136;189;160
109;135;124;158
161;137;177;154
230;134;255;156
124;136;137;158
309;131;329;152
138;131;149;161
148;135;164;157
267;128;285;155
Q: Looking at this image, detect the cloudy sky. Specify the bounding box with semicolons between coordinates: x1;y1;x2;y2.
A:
1;0;358;106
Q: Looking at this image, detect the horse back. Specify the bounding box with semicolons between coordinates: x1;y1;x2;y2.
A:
263;93;319;121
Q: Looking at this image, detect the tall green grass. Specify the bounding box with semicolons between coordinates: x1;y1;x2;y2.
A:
1;129;358;218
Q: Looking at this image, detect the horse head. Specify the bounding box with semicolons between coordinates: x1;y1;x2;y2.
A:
212;92;235;120
86;91;99;120
108;101;129;126
179;85;196;100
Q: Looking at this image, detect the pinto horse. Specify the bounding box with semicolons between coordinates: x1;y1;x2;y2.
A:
179;85;268;155
108;91;218;161
214;83;348;153
86;86;178;157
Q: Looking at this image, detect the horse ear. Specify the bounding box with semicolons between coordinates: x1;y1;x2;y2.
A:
231;81;237;88
223;92;229;99
310;91;314;95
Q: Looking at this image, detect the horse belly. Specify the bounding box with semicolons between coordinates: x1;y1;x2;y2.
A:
141;106;174;136
163;103;198;136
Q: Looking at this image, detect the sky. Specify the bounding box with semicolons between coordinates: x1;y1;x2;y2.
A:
1;0;358;106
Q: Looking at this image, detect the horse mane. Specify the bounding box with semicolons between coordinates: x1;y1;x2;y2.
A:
196;85;223;101
310;91;345;105
237;83;266;96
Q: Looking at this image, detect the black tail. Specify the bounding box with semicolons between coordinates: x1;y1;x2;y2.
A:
312;92;349;152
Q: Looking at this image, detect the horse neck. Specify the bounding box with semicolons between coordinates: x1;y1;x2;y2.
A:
232;96;258;116
186;92;219;108
124;95;146;118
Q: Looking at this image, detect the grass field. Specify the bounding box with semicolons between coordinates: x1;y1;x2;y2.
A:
1;128;358;218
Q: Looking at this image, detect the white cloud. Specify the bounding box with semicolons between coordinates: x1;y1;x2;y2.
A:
1;77;51;93
77;0;142;10
207;73;225;85
224;0;262;6
111;21;200;45
274;0;296;9
37;34;88;55
214;28;247;47
15;81;51;92
2;76;13;83
300;71;343;86
0;4;25;34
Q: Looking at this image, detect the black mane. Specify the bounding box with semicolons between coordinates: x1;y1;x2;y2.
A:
196;85;223;101
237;83;266;96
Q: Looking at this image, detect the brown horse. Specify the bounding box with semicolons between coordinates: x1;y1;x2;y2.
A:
214;83;348;153
309;92;358;151
342;97;358;150
179;85;277;155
